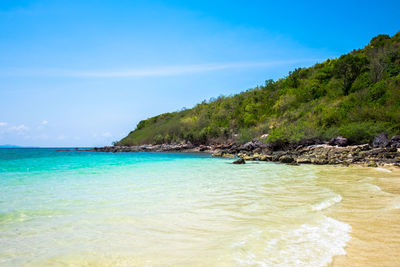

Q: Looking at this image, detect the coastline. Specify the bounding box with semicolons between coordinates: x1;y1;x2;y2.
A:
85;140;400;169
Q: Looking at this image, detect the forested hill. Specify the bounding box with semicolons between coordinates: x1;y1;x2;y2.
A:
116;32;400;146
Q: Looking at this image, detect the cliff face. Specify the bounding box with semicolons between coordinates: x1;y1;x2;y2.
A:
116;32;400;146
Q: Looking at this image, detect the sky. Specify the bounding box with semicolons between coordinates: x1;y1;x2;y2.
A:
0;0;399;147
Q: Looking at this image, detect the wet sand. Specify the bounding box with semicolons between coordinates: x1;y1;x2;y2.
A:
329;167;400;266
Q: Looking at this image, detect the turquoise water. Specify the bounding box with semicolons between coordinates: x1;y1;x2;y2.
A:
0;148;360;266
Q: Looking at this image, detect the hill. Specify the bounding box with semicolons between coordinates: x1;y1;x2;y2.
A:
116;32;400;146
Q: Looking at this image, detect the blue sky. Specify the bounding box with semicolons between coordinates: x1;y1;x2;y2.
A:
1;0;399;147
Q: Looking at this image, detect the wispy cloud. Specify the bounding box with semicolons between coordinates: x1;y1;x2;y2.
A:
0;122;7;127
8;124;30;135
41;120;48;125
1;59;318;78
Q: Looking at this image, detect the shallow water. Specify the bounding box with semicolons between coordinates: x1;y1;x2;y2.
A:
0;149;399;266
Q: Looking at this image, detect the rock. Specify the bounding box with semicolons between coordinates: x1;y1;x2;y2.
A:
373;132;390;148
252;153;261;160
253;147;262;153
260;134;269;140
390;135;400;148
359;144;371;151
328;136;348;147
241;141;255;151
233;158;245;164
222;153;235;158
367;161;378;167
243;155;254;160
272;151;285;161
279;155;294;163
199;145;207;151
266;140;288;151
259;154;272;161
296;157;311;164
211;151;223;157
239;141;266;151
311;157;328;165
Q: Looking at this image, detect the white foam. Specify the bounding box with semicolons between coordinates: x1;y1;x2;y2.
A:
312;195;342;211
375;167;392;173
373;185;382;191
234;216;352;267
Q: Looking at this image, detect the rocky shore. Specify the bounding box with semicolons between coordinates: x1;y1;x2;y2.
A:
85;133;400;168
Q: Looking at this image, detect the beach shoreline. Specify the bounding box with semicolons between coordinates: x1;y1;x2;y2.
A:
84;141;400;169
327;165;400;266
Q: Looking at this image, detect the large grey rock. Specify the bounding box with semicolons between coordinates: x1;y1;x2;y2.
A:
241;141;256;151
328;136;348;147
372;132;389;148
390;135;400;148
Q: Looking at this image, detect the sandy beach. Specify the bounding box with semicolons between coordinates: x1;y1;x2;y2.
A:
329;167;400;266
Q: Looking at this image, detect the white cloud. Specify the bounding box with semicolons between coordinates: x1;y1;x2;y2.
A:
0;122;7;127
57;135;66;140
9;124;30;135
41;120;48;125
0;59;319;78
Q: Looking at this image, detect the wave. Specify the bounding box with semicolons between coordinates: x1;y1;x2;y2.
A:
233;216;351;267
312;194;342;211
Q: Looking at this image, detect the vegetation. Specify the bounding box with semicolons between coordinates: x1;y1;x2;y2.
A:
116;32;400;146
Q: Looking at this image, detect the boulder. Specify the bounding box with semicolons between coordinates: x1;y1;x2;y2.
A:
222;153;235;158
373;132;390;148
279;155;294;163
199;145;207;151
233;158;246;164
211;151;223;157
328;136;348;147
240;141;261;151
390;135;400;148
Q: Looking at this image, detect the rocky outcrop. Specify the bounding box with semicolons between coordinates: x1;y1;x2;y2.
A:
229;144;400;167
88;142;196;153
373;132;390;148
86;133;400;168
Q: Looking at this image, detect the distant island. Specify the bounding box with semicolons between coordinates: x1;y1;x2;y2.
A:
115;32;400;147
0;145;21;148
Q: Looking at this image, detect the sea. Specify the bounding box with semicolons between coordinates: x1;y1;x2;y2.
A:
1;148;399;266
